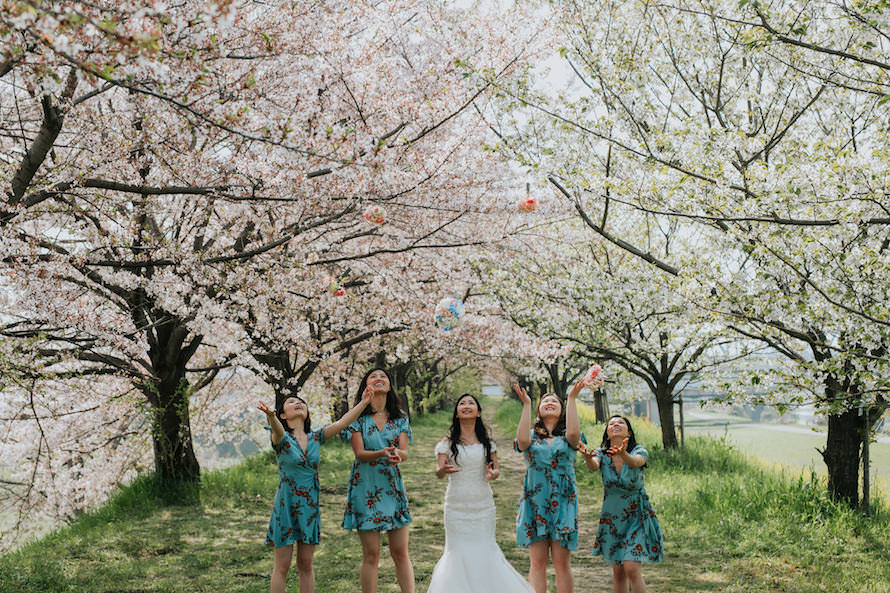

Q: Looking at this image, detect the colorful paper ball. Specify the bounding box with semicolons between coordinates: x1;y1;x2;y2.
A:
326;276;345;296
581;364;605;388
363;204;386;224
433;297;465;331
518;197;539;212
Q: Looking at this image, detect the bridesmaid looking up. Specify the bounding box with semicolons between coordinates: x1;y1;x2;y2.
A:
258;388;372;593
513;382;585;593
342;368;415;593
583;415;663;593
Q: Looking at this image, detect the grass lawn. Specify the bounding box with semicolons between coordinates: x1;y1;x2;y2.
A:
2;398;889;592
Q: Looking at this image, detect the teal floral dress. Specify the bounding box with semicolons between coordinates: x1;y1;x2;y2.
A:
591;445;664;564
266;428;327;546
515;431;585;551
341;415;412;531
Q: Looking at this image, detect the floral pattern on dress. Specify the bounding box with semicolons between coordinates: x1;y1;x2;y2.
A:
514;430;585;551
591;445;664;564
266;428;327;546
341;415;412;531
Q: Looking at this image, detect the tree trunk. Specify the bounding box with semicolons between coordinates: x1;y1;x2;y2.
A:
392;363;411;415
139;311;202;484
594;389;609;423
148;365;200;483
820;407;862;506
545;363;570;398
654;381;679;449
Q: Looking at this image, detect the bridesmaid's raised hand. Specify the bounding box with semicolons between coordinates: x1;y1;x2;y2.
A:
512;383;531;405
568;381;584;399
606;438;629;456
257;400;275;418
577;441;596;458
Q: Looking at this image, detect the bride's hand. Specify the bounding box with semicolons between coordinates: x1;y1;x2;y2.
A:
485;462;499;482
436;458;460;478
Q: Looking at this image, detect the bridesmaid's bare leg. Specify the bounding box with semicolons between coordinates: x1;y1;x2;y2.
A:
611;564;628;593
388;526;415;593
358;530;381;593
528;540;549;592
271;544;293;593
550;542;573;593
623;561;646;593
296;542;316;593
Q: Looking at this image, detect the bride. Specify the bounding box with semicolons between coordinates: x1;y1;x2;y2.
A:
427;394;535;593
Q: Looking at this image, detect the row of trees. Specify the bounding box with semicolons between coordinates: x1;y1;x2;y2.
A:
3;0;889;552
0;0;556;550
480;0;889;507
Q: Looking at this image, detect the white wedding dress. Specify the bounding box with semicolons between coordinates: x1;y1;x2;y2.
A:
426;440;535;593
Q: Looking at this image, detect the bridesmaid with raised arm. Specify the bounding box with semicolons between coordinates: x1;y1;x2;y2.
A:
341;368;415;593
513;381;586;593
258;387;372;593
582;415;663;593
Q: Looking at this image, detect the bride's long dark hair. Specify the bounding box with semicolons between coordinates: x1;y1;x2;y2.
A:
447;394;492;466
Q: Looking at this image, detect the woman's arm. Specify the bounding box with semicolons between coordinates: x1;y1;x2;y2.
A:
435;451;459;479
393;431;410;463
350;430;387;462
513;384;532;451
565;382;582;448
583;450;602;472
485;451;500;482
322;388;372;442
257;401;285;446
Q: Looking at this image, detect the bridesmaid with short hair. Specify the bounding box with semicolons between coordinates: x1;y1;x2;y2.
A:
258;387;372;593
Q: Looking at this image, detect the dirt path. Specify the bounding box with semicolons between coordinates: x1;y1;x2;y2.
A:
324;401;641;592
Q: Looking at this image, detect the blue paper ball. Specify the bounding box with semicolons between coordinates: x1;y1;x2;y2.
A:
434;297;465;331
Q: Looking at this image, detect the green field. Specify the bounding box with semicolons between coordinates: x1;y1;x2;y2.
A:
1;399;889;592
684;411;890;494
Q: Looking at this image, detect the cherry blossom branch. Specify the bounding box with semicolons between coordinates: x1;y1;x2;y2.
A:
752;240;890;329
753;7;890;73
78;203;357;268
580;189;890;226
548;175;680;276
0;44;35;78
5;70;77;208
727;323;806;362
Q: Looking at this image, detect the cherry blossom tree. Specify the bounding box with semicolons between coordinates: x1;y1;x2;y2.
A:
488;0;889;504
480;212;735;449
0;0;546;549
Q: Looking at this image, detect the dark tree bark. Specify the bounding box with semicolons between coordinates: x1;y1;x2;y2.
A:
139;319;202;482
820;406;862;506
593;388;609;423
654;380;679;450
